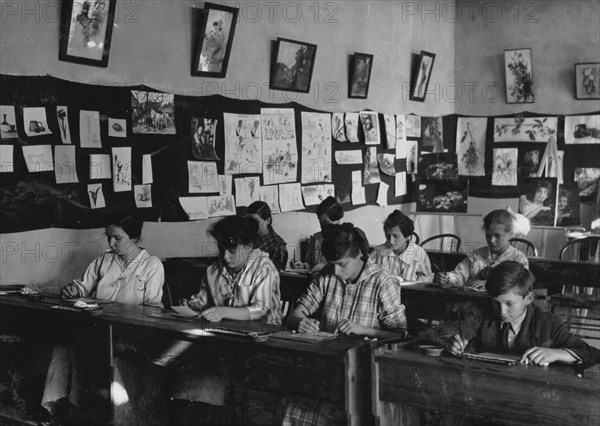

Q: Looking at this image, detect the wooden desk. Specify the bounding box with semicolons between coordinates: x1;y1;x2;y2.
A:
373;347;600;426
0;295;371;425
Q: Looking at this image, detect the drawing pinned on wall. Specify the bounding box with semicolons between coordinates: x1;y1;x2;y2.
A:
421;117;444;153
142;154;153;184
278;183;304;212
395;172;408;197
564;115;600;144
191;117;220;160
207;195;236;217
218;174;232;195
112;147;131;192
504;48;534;104
377;153;396;176
351;170;366;205
87;183;105;209
131;90;175;134
518;178;556;226
22;145;53;173
492;148;518;186
517;144;545;179
234;176;260;207
0;145;14;173
89;154;111;180
224;113;262;175
556;182;581;227
359;111;380;145
456;117;486;176
545;150;564;182
417;179;468;213
179;197;209;220
395;114;406;157
405;115;421;138
259;185;280;213
56;106;72;144
54;145;78;184
494;117;557;142
574;167;600;204
332;113;347;142
574;62;600;100
383;114;396;150
261;108;298;185
406;140;418;175
23;107;52;137
418;152;458;180
108;117;127;138
301;112;332;184
188;161;218;193
134;184;153;208
0;105;18;139
363;146;380;185
334;150;363;165
79;110;102;148
301;185;321;206
344;112;360;142
376;182;389;206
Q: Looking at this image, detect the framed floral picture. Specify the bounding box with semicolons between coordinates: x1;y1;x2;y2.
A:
348;53;373;99
270;38;317;93
59;0;116;67
504;48;534;103
410;51;436;102
192;3;239;78
575;62;600;100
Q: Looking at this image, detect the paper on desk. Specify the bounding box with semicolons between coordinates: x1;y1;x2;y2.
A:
172;305;200;318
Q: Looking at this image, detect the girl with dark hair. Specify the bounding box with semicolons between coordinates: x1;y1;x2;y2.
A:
183;215;282;325
246;201;288;269
370;210;433;282
519;180;553;225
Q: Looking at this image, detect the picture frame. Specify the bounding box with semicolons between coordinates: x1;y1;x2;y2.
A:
270;37;317;93
348;53;374;99
192;3;239;78
410;51;436;102
504;48;534;103
59;0;117;67
574;62;600;100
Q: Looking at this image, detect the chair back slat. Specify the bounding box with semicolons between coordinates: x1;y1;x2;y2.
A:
420;234;461;253
509;238;538;257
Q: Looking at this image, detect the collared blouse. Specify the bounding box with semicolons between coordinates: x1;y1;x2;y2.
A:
369;241;434;282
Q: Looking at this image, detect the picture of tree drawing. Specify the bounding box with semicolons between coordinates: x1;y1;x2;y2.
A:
505;49;534;103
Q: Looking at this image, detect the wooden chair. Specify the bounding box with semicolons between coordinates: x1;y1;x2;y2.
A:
409;232;420;245
161;280;174;308
279;280;295;324
420;234;461;252
509;237;538;257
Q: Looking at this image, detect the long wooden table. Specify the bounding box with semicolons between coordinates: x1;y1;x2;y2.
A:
373;346;600;426
0;295;371;425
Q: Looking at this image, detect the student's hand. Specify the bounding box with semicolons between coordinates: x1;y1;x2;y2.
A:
541;206;551;212
435;272;450;285
200;307;224;322
335;319;367;336
297;318;320;333
185;295;203;311
444;334;469;357
60;284;79;298
520;347;566;366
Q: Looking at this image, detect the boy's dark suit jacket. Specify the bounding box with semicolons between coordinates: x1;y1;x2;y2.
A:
471;305;600;368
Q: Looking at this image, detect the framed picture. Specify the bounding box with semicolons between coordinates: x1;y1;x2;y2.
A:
348;53;374;99
192;3;238;78
410;51;436;102
59;0;116;67
574;62;600;100
270;38;317;93
504;48;534;103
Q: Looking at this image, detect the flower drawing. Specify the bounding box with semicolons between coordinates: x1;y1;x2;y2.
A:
507;51;533;103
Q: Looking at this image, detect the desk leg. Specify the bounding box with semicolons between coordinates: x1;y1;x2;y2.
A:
345;345;371;426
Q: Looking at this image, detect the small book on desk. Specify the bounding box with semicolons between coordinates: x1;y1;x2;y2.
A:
463;352;520;365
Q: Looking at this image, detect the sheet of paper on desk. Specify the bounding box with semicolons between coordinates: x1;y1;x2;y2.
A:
171;305;200;318
400;280;426;286
270;330;344;343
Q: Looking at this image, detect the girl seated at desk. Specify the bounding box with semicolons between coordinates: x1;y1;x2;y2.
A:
246;200;288;270
435;209;528;290
369;209;433;282
42;213;164;422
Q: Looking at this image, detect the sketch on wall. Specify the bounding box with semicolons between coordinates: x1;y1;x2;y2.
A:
224;113;262;175
564;115;600;145
112;147;131;192
191;117;220;161
301;112;332;183
261;108;298;185
492;148;518;186
188;161;219;193
494;117;557;142
131;90;175;135
456;117;486;177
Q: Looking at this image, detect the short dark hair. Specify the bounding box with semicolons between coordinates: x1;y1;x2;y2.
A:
246;201;272;221
485;261;534;297
321;223;369;262
210;215;258;251
482;209;514;233
109;213;144;240
383;210;414;238
316;196;344;222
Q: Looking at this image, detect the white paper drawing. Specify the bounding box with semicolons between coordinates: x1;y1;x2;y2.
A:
188;161;218;193
218;174;233;195
395;172;408;197
134;184;153;208
377;153;396;176
494;117;558;142
351;170;366;205
406;140;418;174
492;148;518;186
0;145;14;173
345;113;360;143
278;183;304;212
79;110;102;148
564;115;600;145
207;195;236;217
56;106;72;144
302;185;320;206
22;145;53;172
259;185;280;213
179;197;209;220
261;108;298;185
89;154;111;180
332;113;347;141
23;107;52;137
142;154;153;184
364;146;380;185
108;118;127;138
395;114;407;154
54;145;78;184
405;115;421;138
112;147;132;192
334;150;363;165
87;183;105;209
383;114;396;149
360;111;380;145
377;181;389;206
0;105;18;139
224;113;262;175
301;112;332;183
321;184;335;199
234;176;260;207
456;117;487;176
